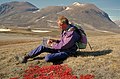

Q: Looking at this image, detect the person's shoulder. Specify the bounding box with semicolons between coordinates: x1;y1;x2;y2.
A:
68;27;75;31
68;24;76;31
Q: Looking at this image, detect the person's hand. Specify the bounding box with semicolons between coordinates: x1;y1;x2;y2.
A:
47;39;54;46
47;39;57;47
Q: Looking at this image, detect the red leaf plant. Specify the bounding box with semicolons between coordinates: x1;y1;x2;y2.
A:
10;64;94;79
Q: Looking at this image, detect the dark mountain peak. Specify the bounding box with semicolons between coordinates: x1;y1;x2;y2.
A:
1;1;37;8
0;1;38;15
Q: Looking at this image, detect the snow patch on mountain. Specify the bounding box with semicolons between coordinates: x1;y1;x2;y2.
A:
33;9;40;13
72;2;86;6
65;7;72;10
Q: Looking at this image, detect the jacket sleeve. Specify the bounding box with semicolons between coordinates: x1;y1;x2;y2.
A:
52;31;79;49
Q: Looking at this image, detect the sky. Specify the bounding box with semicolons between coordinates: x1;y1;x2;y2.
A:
0;0;120;21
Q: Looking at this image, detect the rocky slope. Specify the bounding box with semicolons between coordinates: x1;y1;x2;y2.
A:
114;20;120;27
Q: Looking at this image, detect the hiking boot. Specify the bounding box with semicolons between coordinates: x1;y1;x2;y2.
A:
21;55;30;63
53;61;63;65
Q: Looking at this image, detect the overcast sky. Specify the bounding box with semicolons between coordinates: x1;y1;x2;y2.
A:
0;0;120;21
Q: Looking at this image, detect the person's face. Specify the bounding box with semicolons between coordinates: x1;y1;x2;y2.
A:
57;20;67;30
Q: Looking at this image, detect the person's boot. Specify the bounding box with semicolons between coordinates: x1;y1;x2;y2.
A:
21;55;30;63
53;60;63;65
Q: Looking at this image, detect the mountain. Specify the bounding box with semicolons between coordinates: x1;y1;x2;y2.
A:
0;1;38;14
0;1;120;33
42;2;119;32
0;1;38;25
114;20;120;27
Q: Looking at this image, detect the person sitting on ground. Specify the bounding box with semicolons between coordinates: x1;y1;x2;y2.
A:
21;15;80;64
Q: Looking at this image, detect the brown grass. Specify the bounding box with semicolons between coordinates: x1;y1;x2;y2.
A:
0;29;120;79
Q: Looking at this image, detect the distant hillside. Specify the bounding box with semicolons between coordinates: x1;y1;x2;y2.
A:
0;1;120;33
114;20;120;27
0;1;38;25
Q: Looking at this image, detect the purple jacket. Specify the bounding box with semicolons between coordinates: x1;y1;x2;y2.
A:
52;25;80;53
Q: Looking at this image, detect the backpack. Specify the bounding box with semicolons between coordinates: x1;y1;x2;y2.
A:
72;23;87;49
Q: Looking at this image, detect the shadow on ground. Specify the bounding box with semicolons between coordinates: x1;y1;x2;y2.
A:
75;49;113;57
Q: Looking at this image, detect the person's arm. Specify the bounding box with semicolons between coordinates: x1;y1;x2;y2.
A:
47;39;60;47
51;31;79;49
49;39;60;43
